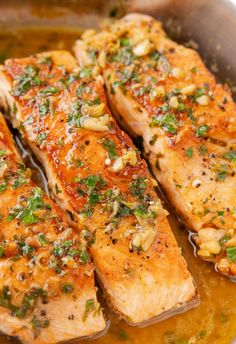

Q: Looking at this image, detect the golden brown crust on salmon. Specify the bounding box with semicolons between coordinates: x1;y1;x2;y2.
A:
0;113;105;343
0;50;198;325
74;13;236;278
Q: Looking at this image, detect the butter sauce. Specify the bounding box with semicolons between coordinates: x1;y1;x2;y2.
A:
0;27;235;344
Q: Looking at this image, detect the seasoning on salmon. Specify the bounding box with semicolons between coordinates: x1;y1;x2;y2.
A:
0;113;105;344
74;13;236;278
0;51;198;325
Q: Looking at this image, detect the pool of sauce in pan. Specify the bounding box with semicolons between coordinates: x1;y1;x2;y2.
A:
0;27;236;344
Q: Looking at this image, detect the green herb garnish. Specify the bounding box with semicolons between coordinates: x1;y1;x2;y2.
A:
185;147;193;158
226;247;236;262
196;124;209;137
18;242;35;257
150;113;177;134
35;133;48;146
61;283;74;294
0;183;7;193
38;99;50;117
7;188;51;225
13;65;41;96
80;250;88;264
129;177;147;199
102;139;118;160
199;144;208;155
39;86;60;96
223;150;236;162
80;68;92;79
120;37;130;47
83;299;95;321
216;164;228;181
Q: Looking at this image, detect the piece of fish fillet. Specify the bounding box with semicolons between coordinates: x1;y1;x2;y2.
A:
0;51;198;325
0;113;105;343
74;13;236;278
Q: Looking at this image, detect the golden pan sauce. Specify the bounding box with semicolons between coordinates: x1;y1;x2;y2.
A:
0;27;235;344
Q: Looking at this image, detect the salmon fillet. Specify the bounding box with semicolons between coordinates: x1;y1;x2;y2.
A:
74;13;236;278
0;51;198;325
0;112;106;343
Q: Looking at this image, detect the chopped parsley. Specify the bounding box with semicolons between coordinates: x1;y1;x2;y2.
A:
31;316;50;337
12;165;29;189
129;177;147;199
67;100;89;127
118;329;129;340
53;246;64;257
0;183;7;193
7;188;51;225
23;116;34;126
88;192;100;206
196;124;209;137
135;86;151;96
0;149;6;157
76;174;107;190
198;330;207;339
102;138;118;160
76;160;84;168
80;250;88;264
226;247;236;262
13;177;27;189
83;298;95;321
120;37;130;47
13;65;41;96
39;86;60;96
193;87;206;101
67;111;83;127
113;69;139;89
75;174;107;214
116;203;133;218
191;66;197;73
134;204;150;217
0;246;4;258
223;150;236;162
61;283;74;294
76;82;88;97
216;164;228;181
38;56;52;66
199;144;208;155
149;50;160;60
108;45;135;67
18;241;35;257
55;184;61;194
38;99;50;117
149;113;177;134
0;286;47;319
220;234;231;245
79;68;92;79
38;233;49;246
185;147;193;158
35;133;48;146
187;109;196;123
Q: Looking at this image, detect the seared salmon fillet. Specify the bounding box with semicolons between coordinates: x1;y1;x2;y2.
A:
0;51;198;325
74;13;236;278
0;113;106;343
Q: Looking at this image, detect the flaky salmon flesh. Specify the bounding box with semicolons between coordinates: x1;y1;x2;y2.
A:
0;51;198;327
74;13;236;278
0;112;106;343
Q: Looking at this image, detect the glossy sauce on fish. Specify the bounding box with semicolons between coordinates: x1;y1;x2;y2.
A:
75;14;236;278
0;27;235;344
